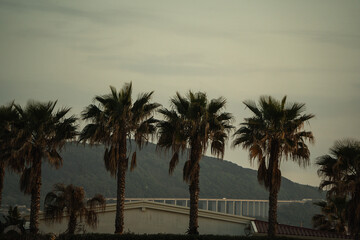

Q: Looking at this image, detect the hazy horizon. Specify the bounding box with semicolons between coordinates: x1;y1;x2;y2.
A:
1;0;359;187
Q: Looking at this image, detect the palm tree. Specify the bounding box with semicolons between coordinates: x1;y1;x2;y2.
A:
13;101;77;234
317;139;360;239
232;96;314;237
44;183;106;234
157;91;234;234
312;196;348;234
79;83;159;234
0;102;19;207
0;205;26;234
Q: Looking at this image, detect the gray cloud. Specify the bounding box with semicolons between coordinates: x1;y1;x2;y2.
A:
1;0;359;187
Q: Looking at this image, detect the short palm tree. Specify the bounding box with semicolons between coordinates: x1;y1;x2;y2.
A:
79;83;160;234
44;183;106;234
232;96;314;237
0;205;26;234
13;101;77;234
157;91;234;234
312;196;348;234
0;102;19;207
317;139;360;239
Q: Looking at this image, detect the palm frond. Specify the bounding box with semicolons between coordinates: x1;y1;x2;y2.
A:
130;152;137;172
20;167;35;194
171;92;189;116
208;97;226;115
104;146;118;177
87;194;106;211
169;152;179;175
45;150;63;169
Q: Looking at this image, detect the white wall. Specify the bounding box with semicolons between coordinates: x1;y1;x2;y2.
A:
39;202;250;236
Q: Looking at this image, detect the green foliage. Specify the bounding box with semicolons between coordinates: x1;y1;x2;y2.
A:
0;233;56;240
56;233;301;240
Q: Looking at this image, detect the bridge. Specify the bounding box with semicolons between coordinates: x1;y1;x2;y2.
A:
105;198;308;219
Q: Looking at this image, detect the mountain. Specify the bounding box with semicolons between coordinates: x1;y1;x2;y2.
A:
2;142;324;227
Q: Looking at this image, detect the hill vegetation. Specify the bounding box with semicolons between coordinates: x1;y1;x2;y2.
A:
2;142;324;227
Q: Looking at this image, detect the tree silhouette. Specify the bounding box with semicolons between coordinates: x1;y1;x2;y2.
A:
157;91;233;234
13;101;77;234
80;83;159;234
233;96;314;237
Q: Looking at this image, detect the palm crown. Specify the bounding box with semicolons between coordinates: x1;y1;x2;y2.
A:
44;183;105;234
157;91;234;182
233;96;314;190
80;83;160;174
14;101;78;193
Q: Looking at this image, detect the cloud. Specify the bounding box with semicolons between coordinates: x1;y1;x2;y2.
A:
1;0;360;187
271;29;360;49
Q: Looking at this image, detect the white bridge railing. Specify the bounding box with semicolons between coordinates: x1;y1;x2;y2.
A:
106;198;307;219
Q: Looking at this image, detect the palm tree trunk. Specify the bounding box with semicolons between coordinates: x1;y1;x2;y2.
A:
188;144;201;235
68;212;77;234
30;158;41;234
350;184;360;240
188;166;200;235
0;162;5;207
115;139;127;234
268;186;279;237
267;141;280;238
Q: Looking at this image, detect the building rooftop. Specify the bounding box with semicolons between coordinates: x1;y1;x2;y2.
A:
251;220;352;240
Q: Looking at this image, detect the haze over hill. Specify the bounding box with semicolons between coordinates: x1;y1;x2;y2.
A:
2;142;325;227
3;142;324;206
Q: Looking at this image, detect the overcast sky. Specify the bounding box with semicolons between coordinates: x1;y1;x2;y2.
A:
1;0;359;187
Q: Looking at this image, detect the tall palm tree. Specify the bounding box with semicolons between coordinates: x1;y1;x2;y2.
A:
44;183;106;234
79;83;160;234
232;96;314;237
317;139;360;239
0;102;19;207
13;101;77;234
157;91;234;235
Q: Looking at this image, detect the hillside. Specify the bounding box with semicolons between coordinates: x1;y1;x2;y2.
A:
2;142;324;227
